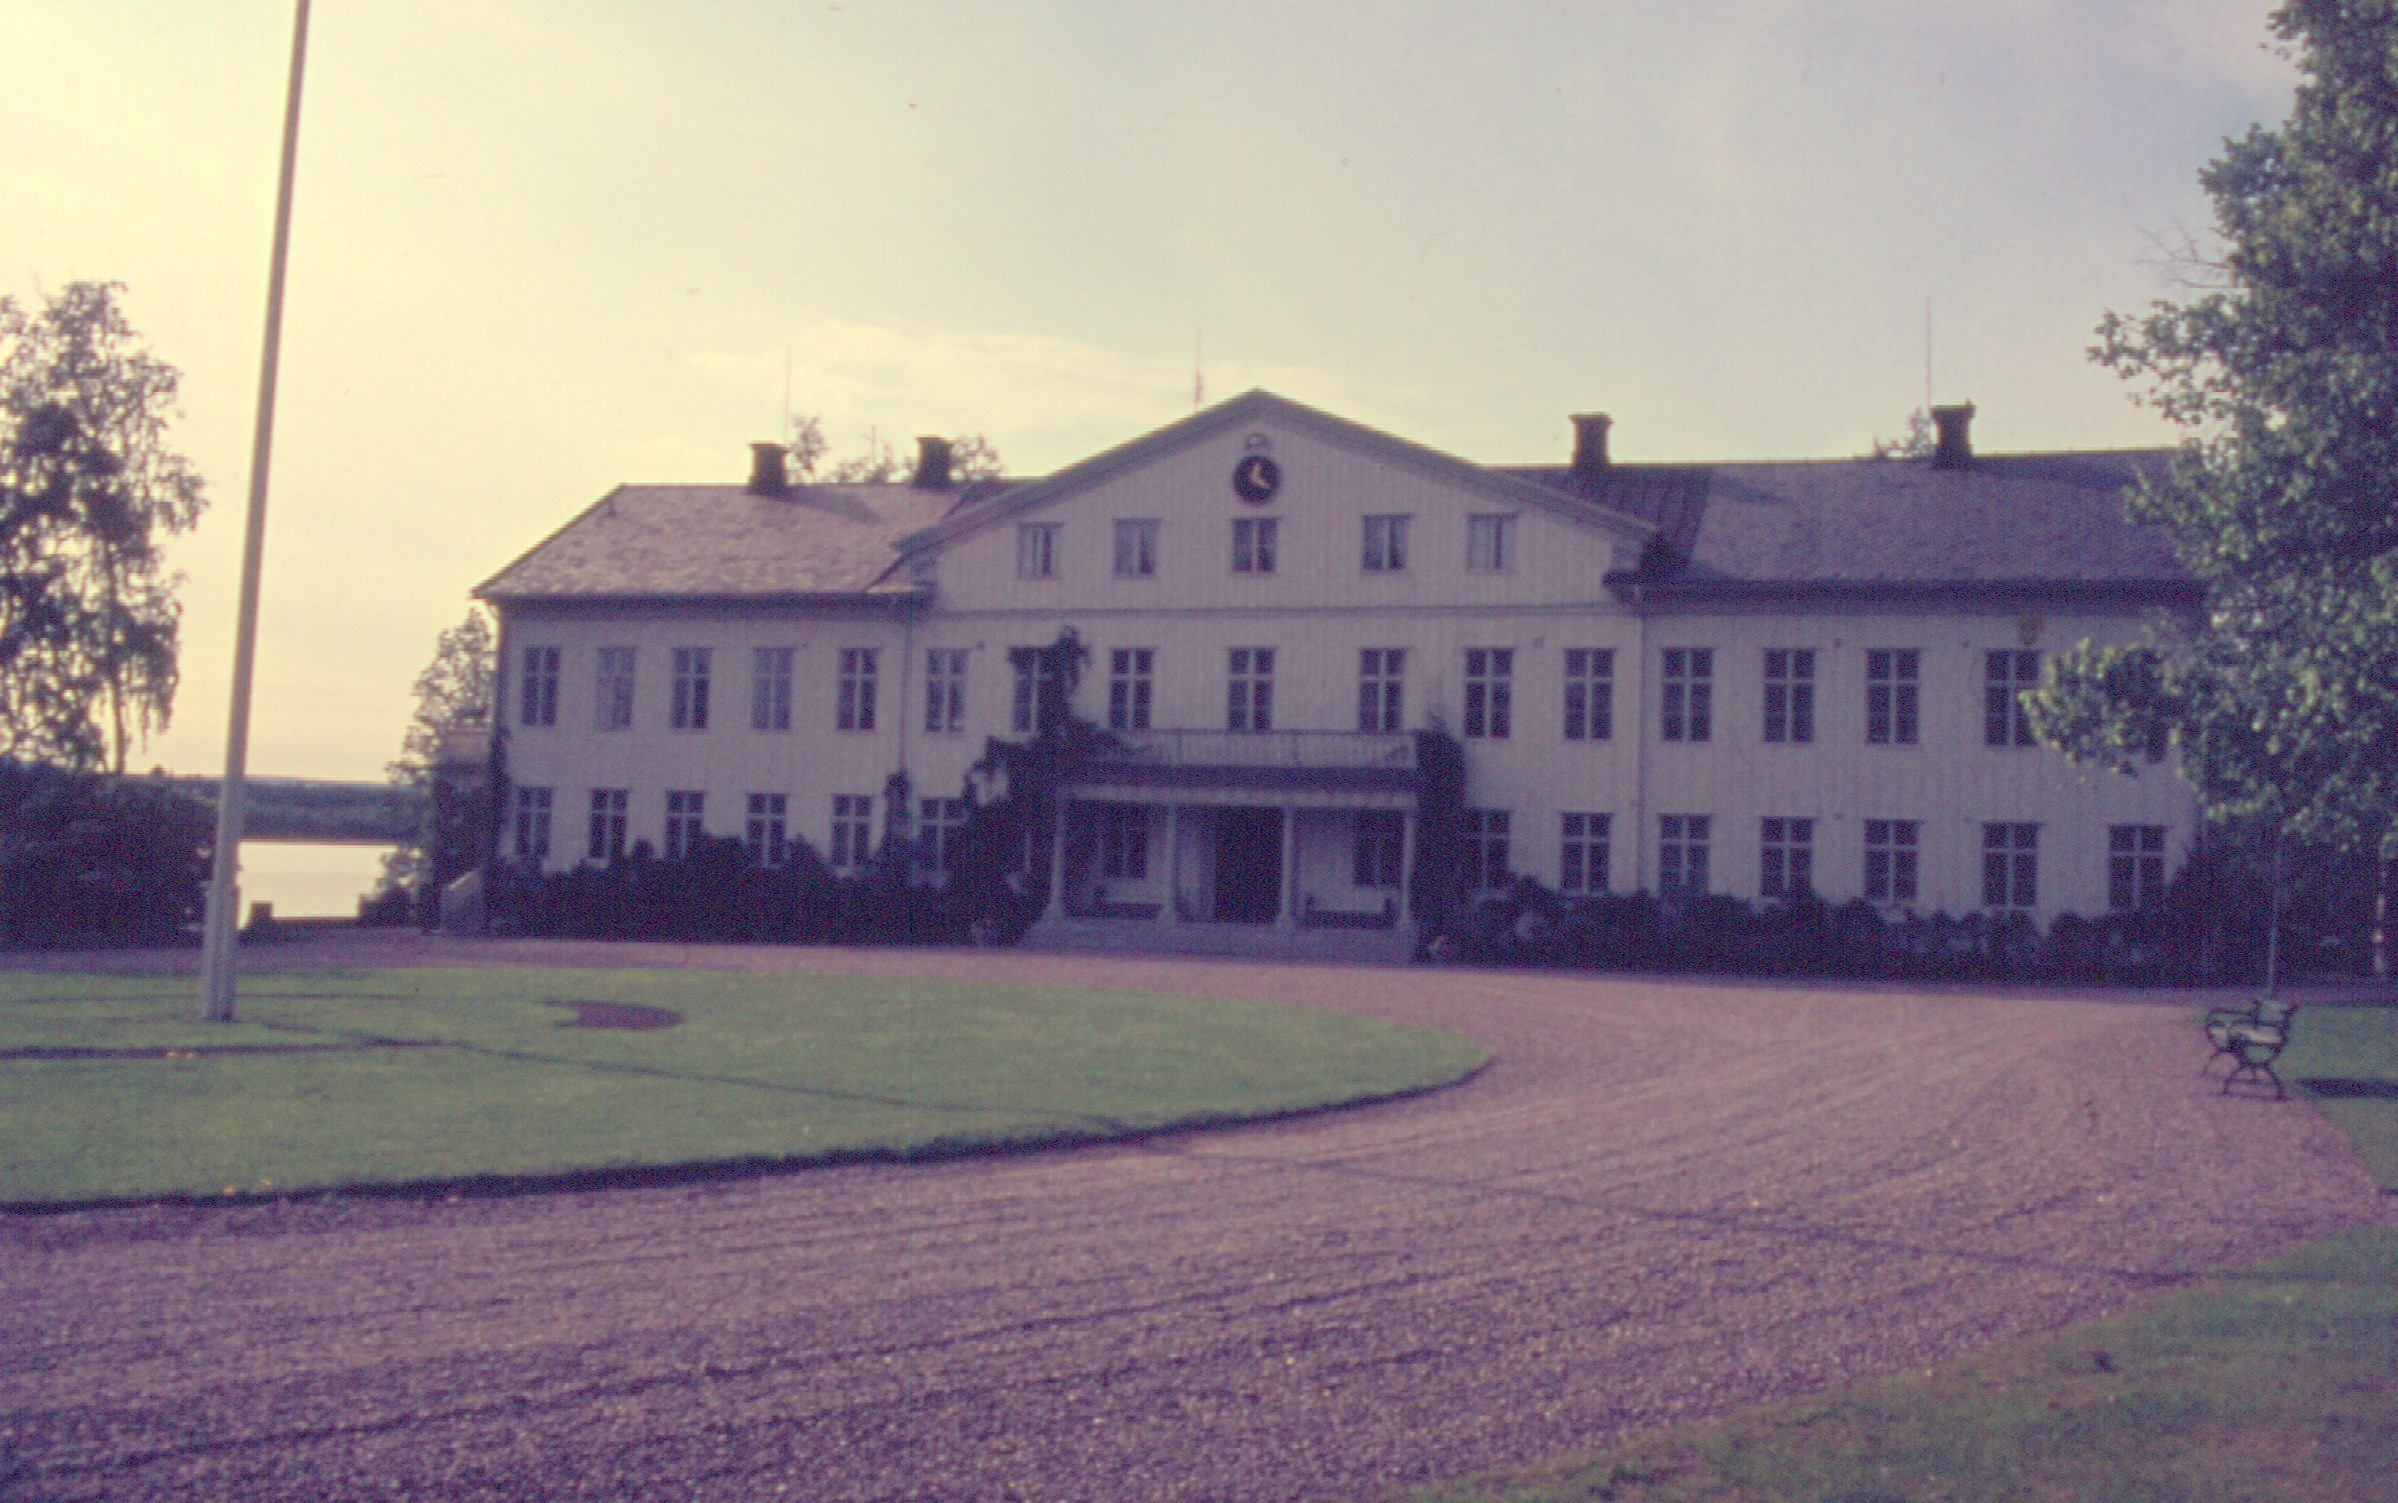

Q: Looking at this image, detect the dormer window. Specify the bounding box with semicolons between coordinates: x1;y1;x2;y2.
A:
1467;513;1515;572
1017;523;1058;580
1114;519;1159;578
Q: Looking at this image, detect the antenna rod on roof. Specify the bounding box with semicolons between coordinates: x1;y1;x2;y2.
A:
1924;297;1933;412
1194;329;1204;410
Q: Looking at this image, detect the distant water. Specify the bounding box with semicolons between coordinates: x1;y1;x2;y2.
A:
235;840;396;919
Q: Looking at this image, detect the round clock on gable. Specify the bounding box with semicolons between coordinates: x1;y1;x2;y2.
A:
1232;453;1281;504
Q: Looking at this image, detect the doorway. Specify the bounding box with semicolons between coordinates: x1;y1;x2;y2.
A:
1212;807;1283;923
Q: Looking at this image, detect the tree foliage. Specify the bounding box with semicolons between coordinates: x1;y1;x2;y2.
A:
377;606;496;905
0;282;207;772
2034;0;2398;870
786;415;1003;484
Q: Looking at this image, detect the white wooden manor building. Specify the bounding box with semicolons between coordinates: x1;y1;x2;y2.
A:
477;391;2198;958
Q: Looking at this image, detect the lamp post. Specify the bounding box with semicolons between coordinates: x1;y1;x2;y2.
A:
198;0;311;1022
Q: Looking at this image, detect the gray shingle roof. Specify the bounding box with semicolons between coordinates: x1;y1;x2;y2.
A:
476;482;979;603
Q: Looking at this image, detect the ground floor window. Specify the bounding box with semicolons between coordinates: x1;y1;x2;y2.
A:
1464;809;1510;892
1863;818;1919;904
1659;814;1710;894
513;786;552;861
1100;803;1150;880
588;788;627;863
1759;816;1813;900
1559;812;1609;894
1982;822;2039;911
917;797;968;878
831;794;875;869
745;793;787;867
2109;824;2165;912
1354;809;1404;888
664;790;705;861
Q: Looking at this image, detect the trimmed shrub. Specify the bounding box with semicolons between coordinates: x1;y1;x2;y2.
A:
0;765;213;948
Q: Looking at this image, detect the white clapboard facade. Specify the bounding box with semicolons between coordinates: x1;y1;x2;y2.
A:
478;390;2199;958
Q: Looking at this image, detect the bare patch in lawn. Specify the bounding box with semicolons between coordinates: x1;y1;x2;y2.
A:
546;1000;682;1031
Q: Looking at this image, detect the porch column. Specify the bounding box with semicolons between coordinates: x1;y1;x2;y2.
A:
1043;798;1071;921
1396;805;1417;925
1161;804;1182;925
1275;805;1300;929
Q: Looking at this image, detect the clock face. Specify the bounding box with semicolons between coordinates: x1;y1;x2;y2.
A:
1232;454;1282;504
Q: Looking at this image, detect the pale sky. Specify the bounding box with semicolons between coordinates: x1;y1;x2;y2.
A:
2;1;2294;782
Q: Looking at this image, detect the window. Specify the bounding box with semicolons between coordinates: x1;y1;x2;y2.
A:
1466;513;1515;572
917;797;967;879
1108;648;1154;731
751;647;793;732
924;648;967;734
1017;522;1058;579
1661;648;1713;743
1982;823;2039;910
1228;647;1274;731
670;648;711;731
1759;817;1814;900
1985;650;2041;747
519;646;558;728
587;788;628;863
1564;648;1613;742
1864;819;1920;904
1011;647;1064;734
1362;514;1410;572
1463;647;1513;739
1659;814;1711;894
513;786;552;861
1113;519;1158;578
664;790;705;861
745;793;788;867
595;647;635;731
1358;649;1405;733
1866;649;1919;745
830;794;875;869
1762;649;1815;744
1100;804;1150;880
1465;809;1511;891
1232;516;1277;574
1560;812;1611;895
837;648;877;732
2110;825;2166;912
1354;810;1404;888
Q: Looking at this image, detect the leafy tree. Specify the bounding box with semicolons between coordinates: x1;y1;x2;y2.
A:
375;606;495;909
786;415;1003;483
0;282;207;772
1869;407;1936;460
2032;0;2398;975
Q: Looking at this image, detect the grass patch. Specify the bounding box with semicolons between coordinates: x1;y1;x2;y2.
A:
0;967;1487;1206
1405;998;2398;1503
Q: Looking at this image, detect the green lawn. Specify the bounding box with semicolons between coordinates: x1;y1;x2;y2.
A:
0;967;1488;1206
1403;999;2398;1503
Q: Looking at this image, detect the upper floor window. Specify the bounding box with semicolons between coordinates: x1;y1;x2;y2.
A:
1463;647;1513;739
1867;649;1920;745
664;789;706;861
594;647;635;732
836;648;878;732
924;648;967;734
1466;513;1516;572
1659;813;1711;894
745;793;788;868
670;648;712;731
1762;649;1815;745
1113;519;1159;578
2109;824;2166;912
1981;822;2039;910
830;794;875;869
751;647;794;732
1564;648;1613;742
1559;812;1610;895
1109;648;1154;731
1864;818;1920;904
1232;516;1277;575
513;786;552;862
1358;648;1405;733
1363;513;1411;573
1227;647;1274;732
1011;646;1065;735
519;646;559;728
1759;816;1814;900
1464;809;1511;891
1985;650;2040;747
1017;522;1058;580
1661;648;1712;743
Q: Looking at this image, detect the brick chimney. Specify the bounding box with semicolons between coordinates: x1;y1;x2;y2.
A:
1931;403;1976;469
914;435;953;490
747;441;788;496
1570;413;1613;478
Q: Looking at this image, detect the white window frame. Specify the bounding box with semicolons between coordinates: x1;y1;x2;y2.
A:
1232;516;1277;575
1228;647;1274;732
1358;648;1405;733
513;786;552;861
1559;812;1610;895
1759;816;1814;900
1113;518;1159;578
664;789;705;861
1762;649;1815;745
751;647;794;732
830;794;876;870
1466;513;1516;573
1563;648;1613;742
519;646;559;728
1463;647;1512;739
924;648;966;734
595;647;635;732
1017;522;1058;580
1867;649;1920;746
836;648;878;733
1362;513;1411;573
1659;813;1711;894
745;793;788;868
1661;648;1713;743
670;647;712;732
1109;648;1154;732
1863;819;1920;904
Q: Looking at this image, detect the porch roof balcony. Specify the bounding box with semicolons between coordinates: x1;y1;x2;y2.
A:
1073;728;1420;803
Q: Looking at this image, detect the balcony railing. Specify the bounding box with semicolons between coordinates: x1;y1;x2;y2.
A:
1089;729;1417;772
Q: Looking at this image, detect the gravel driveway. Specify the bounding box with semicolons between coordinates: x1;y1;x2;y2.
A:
1;937;2387;1502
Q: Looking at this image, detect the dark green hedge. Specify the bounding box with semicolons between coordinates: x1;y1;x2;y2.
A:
0;765;214;948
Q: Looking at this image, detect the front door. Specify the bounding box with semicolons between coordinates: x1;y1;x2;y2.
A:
1213;807;1282;923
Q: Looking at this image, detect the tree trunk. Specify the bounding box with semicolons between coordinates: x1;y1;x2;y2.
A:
2373;846;2391;980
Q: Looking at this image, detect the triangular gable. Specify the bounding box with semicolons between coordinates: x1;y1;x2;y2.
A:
896;390;1656;556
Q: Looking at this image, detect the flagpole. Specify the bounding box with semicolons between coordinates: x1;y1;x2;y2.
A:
200;0;311;1022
